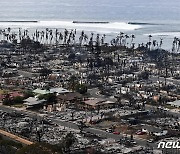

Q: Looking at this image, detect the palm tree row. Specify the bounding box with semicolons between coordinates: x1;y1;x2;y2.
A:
1;27;180;55
0;28;107;47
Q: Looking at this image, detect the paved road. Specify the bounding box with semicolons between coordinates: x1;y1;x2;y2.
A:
150;76;180;85
54;118;148;147
0;105;151;148
18;70;40;78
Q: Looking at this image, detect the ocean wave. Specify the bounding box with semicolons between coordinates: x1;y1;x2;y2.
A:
0;21;38;23
144;32;180;37
128;22;161;25
0;20;142;32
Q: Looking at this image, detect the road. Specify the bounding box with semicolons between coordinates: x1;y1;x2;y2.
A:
150;76;180;85
0;105;151;148
53;117;149;147
18;70;40;78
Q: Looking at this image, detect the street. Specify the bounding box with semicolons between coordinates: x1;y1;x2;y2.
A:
0;105;158;149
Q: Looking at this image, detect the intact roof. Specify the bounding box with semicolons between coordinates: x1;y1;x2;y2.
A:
24;97;46;106
33;89;50;95
33;88;71;95
24;100;46;106
24;97;38;102
102;100;116;105
50;88;70;94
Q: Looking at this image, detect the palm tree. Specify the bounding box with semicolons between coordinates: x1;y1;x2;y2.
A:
101;34;106;45
173;37;178;51
18;28;22;41
124;34;129;47
59;32;63;45
130;34;135;46
64;29;68;44
68;75;78;91
172;39;176;53
177;39;180;52
159;38;163;48
79;30;84;46
7;27;11;33
84;34;88;45
148;35;152;42
152;40;157;49
119;32;124;46
89;32;94;53
67;29;73;45
96;34;100;45
49;29;53;45
40;30;45;43
147;41;152;51
55;29;58;46
45;28;49;44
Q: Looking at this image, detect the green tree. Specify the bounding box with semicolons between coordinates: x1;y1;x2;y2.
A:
38;93;57;104
12;96;24;104
68;75;79;91
75;84;87;94
2;93;11;105
24;91;34;99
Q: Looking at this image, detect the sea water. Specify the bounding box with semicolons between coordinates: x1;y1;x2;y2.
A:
0;0;180;50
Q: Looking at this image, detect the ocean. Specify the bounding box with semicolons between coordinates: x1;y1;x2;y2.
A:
1;0;180;50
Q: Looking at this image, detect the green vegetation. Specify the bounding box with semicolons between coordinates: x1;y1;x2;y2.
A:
23;90;34;99
68;75;79;91
38;93;57;103
2;95;24;106
12;96;24;104
75;84;87;94
68;75;87;94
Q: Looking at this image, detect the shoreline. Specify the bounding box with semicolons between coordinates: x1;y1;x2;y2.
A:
0;21;38;23
73;21;109;24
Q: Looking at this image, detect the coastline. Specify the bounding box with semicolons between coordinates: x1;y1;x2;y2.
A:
0;21;38;23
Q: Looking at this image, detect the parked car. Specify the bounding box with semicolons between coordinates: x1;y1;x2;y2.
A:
136;131;146;135
113;131;120;135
